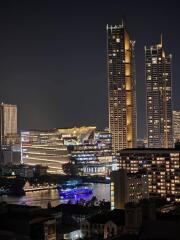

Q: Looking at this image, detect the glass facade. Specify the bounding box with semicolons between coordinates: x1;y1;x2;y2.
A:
21;130;69;174
69;130;117;176
21;127;116;176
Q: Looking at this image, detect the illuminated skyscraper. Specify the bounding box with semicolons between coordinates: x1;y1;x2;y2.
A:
145;37;173;148
107;23;137;152
173;110;180;143
0;103;17;148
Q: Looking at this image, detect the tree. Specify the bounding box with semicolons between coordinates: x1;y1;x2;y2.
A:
62;162;82;175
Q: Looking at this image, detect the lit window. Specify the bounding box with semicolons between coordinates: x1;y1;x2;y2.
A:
152;57;157;64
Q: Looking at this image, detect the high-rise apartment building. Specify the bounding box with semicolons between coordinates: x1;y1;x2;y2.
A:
110;169;148;209
107;23;137;152
118;148;180;202
173;110;180;143
0;103;17;148
145;38;173;148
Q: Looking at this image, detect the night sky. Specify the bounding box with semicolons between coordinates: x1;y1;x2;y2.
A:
0;1;179;138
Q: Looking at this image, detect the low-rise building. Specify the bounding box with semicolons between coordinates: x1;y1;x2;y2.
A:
21;130;69;174
125;202;142;235
0;203;57;240
69;129;117;176
21;127;117;176
0;164;48;178
81;209;125;239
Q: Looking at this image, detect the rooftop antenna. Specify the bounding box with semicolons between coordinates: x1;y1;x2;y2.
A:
160;33;163;47
121;19;124;27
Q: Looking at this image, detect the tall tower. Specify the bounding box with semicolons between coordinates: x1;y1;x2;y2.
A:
107;23;137;152
145;37;173;148
0;103;17;148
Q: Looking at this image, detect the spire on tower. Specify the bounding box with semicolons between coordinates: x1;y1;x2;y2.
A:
121;19;124;27
160;33;163;47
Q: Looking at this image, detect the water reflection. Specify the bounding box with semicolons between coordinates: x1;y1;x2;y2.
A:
1;183;110;208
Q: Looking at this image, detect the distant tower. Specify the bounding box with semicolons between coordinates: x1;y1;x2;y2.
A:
145;37;173;148
0;103;17;149
107;23;137;152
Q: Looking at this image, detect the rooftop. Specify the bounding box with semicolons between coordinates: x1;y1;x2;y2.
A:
88;209;125;226
119;147;180;153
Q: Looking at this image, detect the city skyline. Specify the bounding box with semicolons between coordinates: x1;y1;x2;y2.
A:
1;2;180;238
0;1;180;138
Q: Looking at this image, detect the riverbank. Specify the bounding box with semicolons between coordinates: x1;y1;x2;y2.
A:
24;185;57;192
0;174;110;197
55;175;110;184
1;183;110;208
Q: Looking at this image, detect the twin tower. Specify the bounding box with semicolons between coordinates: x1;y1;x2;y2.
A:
107;23;173;152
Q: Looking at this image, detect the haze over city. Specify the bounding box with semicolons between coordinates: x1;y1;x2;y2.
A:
1;1;180;239
0;0;180;137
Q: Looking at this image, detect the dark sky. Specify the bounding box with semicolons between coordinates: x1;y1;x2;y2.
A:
0;0;179;137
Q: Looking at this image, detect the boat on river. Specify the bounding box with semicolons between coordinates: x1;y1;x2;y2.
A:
58;180;93;198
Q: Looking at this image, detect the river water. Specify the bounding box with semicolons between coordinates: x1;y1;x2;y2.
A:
1;183;110;208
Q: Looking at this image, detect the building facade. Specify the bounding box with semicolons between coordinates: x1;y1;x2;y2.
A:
145;38;173;148
21;130;69;174
21;127;116;175
81;209;125;239
118;148;180;202
173;110;180;143
0;103;17;148
110;169;148;209
107;23;137;152
70;130;117;176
